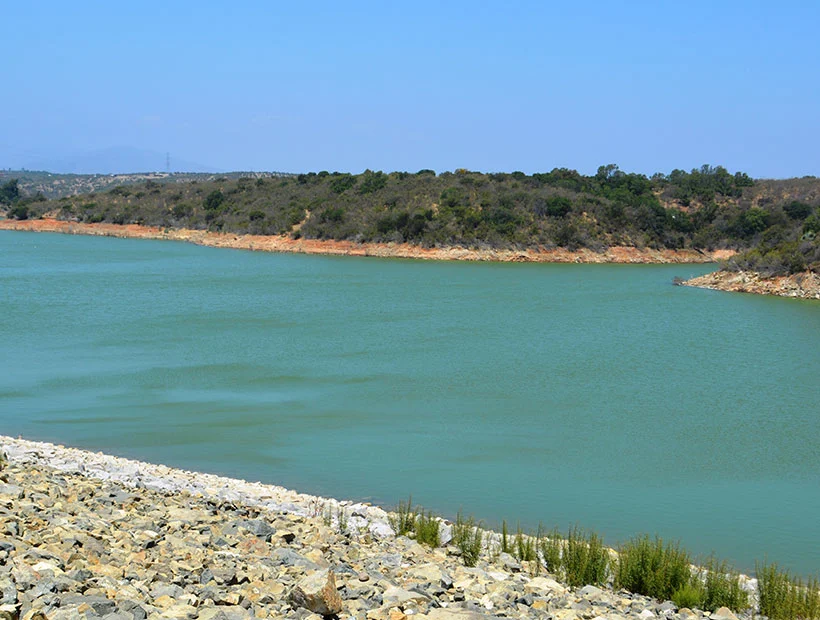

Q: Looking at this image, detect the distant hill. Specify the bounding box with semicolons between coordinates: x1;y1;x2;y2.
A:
0;170;294;200
9;147;219;175
2;165;818;276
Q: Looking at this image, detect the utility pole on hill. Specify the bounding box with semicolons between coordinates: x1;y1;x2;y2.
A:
166;152;170;173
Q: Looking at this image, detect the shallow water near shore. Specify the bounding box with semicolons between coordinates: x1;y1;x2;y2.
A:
2;230;819;575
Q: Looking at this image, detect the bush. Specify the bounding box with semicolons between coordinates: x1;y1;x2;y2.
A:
700;557;748;612
330;174;356;194
615;535;692;602
672;582;704;610
539;528;563;574
203;190;225;211
7;204;29;220
414;510;441;547
513;525;537;562
452;512;483;567
757;562;820;620
388;496;416;536
563;526;609;587
359;170;387;194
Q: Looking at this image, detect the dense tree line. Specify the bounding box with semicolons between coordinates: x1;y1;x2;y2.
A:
4;166;819;275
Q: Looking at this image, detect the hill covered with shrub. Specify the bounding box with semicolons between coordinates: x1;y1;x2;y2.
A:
3;165;819;275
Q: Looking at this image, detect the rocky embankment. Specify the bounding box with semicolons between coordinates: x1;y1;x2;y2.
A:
0;219;731;264
683;270;820;300
0;437;750;620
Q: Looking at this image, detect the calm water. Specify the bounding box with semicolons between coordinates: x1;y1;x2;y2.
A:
2;230;819;575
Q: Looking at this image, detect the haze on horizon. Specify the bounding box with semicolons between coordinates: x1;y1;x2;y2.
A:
2;1;818;178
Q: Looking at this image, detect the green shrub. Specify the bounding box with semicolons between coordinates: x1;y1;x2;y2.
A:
414;509;441;547
203;190;225;211
513;525;538;562
757;562;820;620
452;512;483;567
563;526;609;587
539;528;563;574
8;204;29;220
501;520;510;554
615;535;692;601
672;582;704;610
388;496;416;537
701;557;748;612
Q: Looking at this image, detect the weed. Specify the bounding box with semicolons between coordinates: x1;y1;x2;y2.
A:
563;525;609;587
452;511;484;567
672;582;704;610
539;528;563;575
501;520;510;554
757;561;820;620
414;509;441;547
336;506;349;535
700;557;748;612
615;535;692;601
514;525;538;562
389;496;416;537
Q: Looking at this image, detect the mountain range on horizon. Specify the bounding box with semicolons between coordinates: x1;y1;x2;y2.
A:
5;146;221;175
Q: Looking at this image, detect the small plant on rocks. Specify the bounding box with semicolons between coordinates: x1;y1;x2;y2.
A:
452;511;484;567
757;561;820;620
615;535;692;602
700;556;749;612
539;527;563;575
563;525;609;587
514;525;538;562
389;496;416;536
414;509;441;548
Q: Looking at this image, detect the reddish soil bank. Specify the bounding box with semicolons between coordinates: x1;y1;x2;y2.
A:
0;218;732;264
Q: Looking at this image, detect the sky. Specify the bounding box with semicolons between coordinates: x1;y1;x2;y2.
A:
2;1;819;177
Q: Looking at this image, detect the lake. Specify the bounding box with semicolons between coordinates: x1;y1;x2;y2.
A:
1;230;818;575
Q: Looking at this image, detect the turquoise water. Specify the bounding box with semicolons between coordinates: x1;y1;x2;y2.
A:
2;230;819;575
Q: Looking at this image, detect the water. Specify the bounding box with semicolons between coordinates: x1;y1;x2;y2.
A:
2;230;819;575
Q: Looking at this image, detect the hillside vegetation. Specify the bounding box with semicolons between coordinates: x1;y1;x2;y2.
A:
3;165;819;275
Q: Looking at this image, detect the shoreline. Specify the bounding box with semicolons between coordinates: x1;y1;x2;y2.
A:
682;269;820;300
0;435;393;539
0;217;732;264
0;435;761;620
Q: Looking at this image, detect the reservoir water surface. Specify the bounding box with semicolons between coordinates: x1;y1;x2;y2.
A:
2;230;818;575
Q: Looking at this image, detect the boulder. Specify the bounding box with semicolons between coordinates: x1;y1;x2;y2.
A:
288;570;343;616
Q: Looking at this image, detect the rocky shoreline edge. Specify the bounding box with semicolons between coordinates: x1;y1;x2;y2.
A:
0;435;759;620
0;218;731;265
681;270;820;300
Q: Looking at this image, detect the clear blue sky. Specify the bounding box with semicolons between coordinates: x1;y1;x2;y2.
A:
3;1;818;177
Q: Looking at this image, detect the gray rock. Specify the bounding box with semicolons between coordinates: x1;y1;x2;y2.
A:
59;594;118;616
272;548;320;570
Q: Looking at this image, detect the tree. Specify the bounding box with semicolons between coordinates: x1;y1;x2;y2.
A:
0;179;20;205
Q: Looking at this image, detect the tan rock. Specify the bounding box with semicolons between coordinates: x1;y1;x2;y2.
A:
288;569;343;616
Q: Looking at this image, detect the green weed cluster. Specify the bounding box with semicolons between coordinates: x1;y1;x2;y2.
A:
757;562;820;620
384;500;815;616
388;497;441;548
615;535;692;601
451;512;483;568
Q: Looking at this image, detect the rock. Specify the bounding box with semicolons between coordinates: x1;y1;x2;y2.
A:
496;553;521;573
381;587;430;607
0;605;18;620
425;609;503;619
710;608;738;620
523;577;565;596
637;610;655;619
578;585;603;598
288;570;343;616
272;548;320;570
